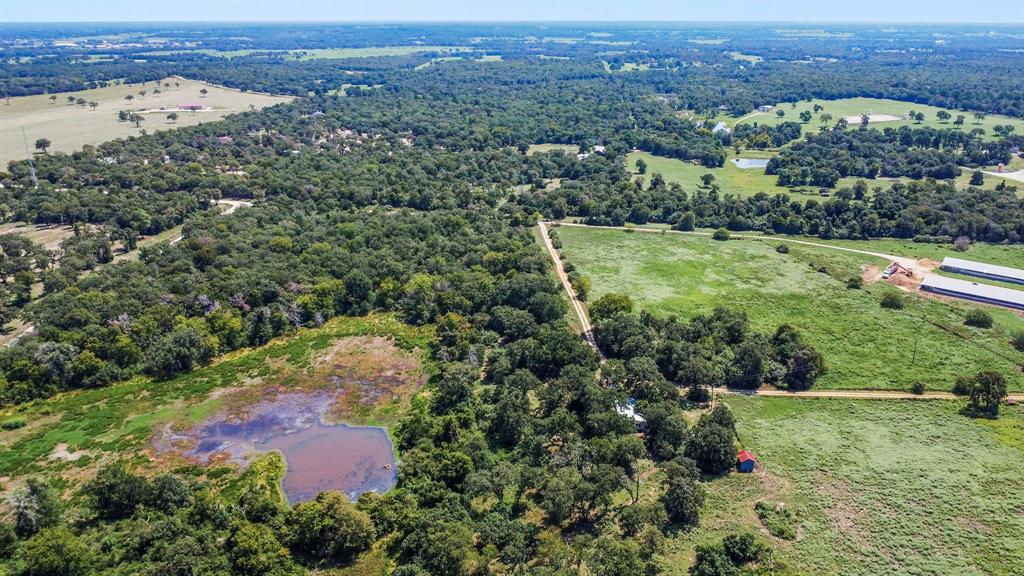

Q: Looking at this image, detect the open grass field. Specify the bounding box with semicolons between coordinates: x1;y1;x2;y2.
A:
527;143;578;155
0;222;75;251
0;77;293;164
657;396;1024;575
628;150;870;199
629;150;790;199
0;314;432;497
734;97;1024;140
627;151;1023;200
556;225;1024;391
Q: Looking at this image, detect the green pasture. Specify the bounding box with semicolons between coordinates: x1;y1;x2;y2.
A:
660;397;1024;575
556;225;1024;391
628;151;1022;200
527;143;578;155
734;97;1024;140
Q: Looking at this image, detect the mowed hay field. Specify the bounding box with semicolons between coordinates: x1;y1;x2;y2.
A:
556;225;1024;391
0;77;293;164
734;97;1024;140
629;150;1024;202
660;397;1024;575
627;151;881;200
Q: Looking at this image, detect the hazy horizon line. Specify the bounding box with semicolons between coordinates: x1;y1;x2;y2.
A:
3;19;1023;26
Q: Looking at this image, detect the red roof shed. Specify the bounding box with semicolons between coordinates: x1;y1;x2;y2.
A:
737;450;757;473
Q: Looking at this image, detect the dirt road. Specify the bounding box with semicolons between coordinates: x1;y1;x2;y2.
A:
171;198;252;244
538;221;601;355
713;387;1024;402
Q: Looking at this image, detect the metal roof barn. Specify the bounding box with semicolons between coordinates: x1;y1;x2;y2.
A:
940;257;1024;286
921;275;1024;310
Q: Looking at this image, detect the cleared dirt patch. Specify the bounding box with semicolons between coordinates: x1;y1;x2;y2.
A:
48;443;89;462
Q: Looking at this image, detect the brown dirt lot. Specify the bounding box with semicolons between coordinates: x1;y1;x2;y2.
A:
199;335;427;428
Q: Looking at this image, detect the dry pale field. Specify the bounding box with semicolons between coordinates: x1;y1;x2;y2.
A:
0;77;293;166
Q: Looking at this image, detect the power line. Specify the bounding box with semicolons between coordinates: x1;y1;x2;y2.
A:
20;126;39;189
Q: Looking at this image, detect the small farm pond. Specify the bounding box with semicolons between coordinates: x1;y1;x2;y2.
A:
167;390;397;504
730;157;771;169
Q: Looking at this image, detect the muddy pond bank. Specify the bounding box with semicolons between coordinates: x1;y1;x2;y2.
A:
152;335;426;503
159;390;397;503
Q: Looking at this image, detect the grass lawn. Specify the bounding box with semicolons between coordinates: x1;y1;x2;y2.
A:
0;222;75;251
602;60;650;72
658;396;1024;575
0;314;432;490
627;150;1023;201
556;225;1024;391
0;77;293;164
627;150;864;200
734;97;1024;140
527;143;578;155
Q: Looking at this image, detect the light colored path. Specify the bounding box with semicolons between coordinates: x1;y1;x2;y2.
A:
537;221;601;355
170;198;252;244
983;169;1024;184
712;387;1024;402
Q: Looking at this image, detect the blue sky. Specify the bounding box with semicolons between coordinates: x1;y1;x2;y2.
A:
2;0;1023;23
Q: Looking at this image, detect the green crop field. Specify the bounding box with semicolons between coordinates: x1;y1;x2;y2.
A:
0;77;293;164
556;225;1024;391
658;396;1024;575
734;97;1024;140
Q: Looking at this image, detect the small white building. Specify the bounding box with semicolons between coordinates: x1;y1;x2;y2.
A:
616;400;647;433
712;121;731;134
592;145;606;154
758;104;775;112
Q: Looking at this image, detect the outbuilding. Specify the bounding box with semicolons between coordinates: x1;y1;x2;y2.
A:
758;104;775;112
939;257;1024;286
920;275;1024;310
616;399;647;433
737;450;757;473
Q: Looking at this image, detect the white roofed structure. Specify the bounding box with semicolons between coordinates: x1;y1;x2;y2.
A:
940;257;1024;285
921;275;1024;310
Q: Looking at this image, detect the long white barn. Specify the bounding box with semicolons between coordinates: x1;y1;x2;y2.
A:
940;257;1024;286
921;275;1024;310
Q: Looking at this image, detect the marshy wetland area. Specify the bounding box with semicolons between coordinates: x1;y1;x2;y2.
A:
0;315;432;505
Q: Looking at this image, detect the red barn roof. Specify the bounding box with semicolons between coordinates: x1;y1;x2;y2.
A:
738;450;756;463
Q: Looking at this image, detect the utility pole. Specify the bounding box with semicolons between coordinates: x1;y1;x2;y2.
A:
21;126;39;189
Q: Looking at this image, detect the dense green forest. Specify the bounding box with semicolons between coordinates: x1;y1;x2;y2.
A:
0;21;1022;576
